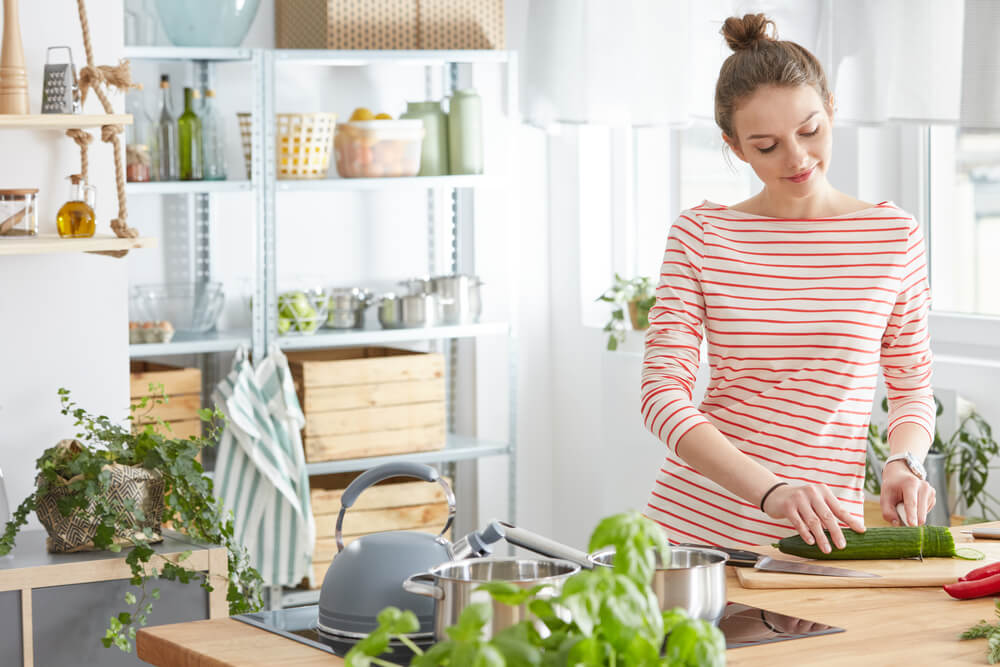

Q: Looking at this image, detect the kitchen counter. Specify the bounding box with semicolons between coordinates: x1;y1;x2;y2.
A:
137;526;1000;666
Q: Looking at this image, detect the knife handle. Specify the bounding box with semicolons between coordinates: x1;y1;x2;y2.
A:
675;542;760;567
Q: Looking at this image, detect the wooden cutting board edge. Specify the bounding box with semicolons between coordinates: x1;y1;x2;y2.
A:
735;527;1000;589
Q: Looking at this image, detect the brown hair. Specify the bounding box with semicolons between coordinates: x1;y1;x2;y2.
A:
714;14;832;143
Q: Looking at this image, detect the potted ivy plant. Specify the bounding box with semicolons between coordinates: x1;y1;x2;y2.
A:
597;274;656;350
865;394;1000;522
0;387;264;652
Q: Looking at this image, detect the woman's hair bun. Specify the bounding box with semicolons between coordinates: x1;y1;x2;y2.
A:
721;13;777;51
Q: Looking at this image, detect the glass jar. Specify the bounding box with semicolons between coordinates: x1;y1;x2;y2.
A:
126;85;153;182
401;101;449;176
0;188;39;237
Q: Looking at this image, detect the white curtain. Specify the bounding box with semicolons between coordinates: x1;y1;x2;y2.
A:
961;0;1000;128
521;0;995;128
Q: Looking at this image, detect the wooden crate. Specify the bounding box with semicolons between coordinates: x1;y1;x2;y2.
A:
287;347;446;462
306;471;452;588
129;361;202;438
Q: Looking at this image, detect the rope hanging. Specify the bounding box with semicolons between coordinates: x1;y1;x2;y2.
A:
69;0;139;255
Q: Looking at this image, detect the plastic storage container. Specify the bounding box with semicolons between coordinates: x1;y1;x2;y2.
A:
0;189;38;237
334;120;425;178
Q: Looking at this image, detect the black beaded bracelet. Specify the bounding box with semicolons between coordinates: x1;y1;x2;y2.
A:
759;482;789;513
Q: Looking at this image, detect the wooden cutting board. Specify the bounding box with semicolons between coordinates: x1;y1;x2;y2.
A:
736;527;1000;589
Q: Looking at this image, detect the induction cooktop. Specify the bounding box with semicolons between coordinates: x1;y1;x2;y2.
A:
234;601;843;659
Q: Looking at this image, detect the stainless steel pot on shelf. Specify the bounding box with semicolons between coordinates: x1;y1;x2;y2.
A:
429;274;482;325
325;287;372;329
377;292;441;329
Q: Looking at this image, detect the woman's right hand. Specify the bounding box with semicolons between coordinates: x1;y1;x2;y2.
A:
762;483;865;553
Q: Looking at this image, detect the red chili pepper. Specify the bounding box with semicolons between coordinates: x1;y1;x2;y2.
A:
959;561;1000;582
944;572;1000;599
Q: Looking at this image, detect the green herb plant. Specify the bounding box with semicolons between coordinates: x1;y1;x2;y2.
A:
961;599;1000;664
345;511;726;666
0;387;264;652
597;274;656;351
865;394;1000;521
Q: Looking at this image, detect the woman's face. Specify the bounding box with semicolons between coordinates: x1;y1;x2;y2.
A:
724;84;834;198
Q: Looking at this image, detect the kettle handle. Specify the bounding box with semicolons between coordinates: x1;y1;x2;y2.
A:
336;462;456;553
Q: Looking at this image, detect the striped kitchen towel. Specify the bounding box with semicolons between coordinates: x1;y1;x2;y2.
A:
213;344;315;587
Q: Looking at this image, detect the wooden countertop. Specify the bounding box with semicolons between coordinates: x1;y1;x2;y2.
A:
138;526;1000;666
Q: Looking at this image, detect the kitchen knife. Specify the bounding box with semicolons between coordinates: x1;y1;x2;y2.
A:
678;543;881;578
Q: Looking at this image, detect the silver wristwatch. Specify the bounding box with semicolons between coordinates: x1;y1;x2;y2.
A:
882;452;927;481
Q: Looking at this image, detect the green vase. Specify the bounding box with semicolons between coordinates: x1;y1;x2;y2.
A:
401;101;449;177
447;89;483;175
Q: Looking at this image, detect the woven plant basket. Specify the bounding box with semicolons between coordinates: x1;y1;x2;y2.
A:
35;440;166;553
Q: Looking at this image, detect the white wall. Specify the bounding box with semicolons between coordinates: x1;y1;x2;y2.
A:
0;0;128;527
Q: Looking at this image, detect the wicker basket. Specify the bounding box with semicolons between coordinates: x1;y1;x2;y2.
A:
35;440;166;553
237;112;338;180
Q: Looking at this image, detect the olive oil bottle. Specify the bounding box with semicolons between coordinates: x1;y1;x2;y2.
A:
56;174;96;238
178;87;203;181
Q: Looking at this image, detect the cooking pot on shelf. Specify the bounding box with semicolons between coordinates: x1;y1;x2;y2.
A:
484;521;728;625
317;462;504;640
429;274;482;325
325;287;372;329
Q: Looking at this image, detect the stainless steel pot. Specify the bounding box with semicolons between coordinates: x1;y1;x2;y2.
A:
429;274;482;325
590;546;728;624
403;557;579;640
325;287;372;329
377;292;440;328
490;521;727;625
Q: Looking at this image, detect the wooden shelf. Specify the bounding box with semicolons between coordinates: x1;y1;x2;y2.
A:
0;234;156;256
0;114;132;130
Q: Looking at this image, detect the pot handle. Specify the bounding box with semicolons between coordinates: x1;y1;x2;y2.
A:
494;521;594;570
336;462;456;553
403;572;445;600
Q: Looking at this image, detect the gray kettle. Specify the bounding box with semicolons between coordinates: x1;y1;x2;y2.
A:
317;462;503;640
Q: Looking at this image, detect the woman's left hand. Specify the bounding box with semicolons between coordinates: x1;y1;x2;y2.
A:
880;463;936;526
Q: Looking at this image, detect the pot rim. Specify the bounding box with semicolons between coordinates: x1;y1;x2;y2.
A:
425;556;580;584
589;545;728;570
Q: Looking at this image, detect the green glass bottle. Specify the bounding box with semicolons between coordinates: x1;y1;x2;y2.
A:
178;87;203;181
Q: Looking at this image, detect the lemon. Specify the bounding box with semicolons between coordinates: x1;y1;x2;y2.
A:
350;107;375;121
375;112;393;120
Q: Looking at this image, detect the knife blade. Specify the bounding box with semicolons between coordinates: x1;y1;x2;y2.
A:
677;543;881;578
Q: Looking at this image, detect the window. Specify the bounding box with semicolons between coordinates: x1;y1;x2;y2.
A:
928;127;1000;318
677;124;757;213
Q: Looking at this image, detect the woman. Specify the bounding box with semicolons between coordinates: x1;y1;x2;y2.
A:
641;14;936;552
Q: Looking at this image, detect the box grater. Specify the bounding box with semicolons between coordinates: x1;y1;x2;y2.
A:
41;46;80;114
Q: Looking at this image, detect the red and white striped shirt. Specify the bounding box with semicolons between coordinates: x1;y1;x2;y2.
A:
641;200;934;548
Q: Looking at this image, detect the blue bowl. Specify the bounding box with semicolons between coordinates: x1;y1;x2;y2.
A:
155;0;261;48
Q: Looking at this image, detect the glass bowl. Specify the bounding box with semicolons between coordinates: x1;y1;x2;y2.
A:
130;282;225;333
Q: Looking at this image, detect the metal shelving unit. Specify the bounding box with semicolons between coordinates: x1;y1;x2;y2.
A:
124;47;518;611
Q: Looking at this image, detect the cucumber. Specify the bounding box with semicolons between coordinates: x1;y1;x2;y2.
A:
775;526;956;560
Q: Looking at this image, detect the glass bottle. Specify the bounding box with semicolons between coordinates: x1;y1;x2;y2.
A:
447;89;484;175
401;100;449;176
125;84;153;182
201;89;227;180
153;74;179;181
178;87;203;181
56;175;97;239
